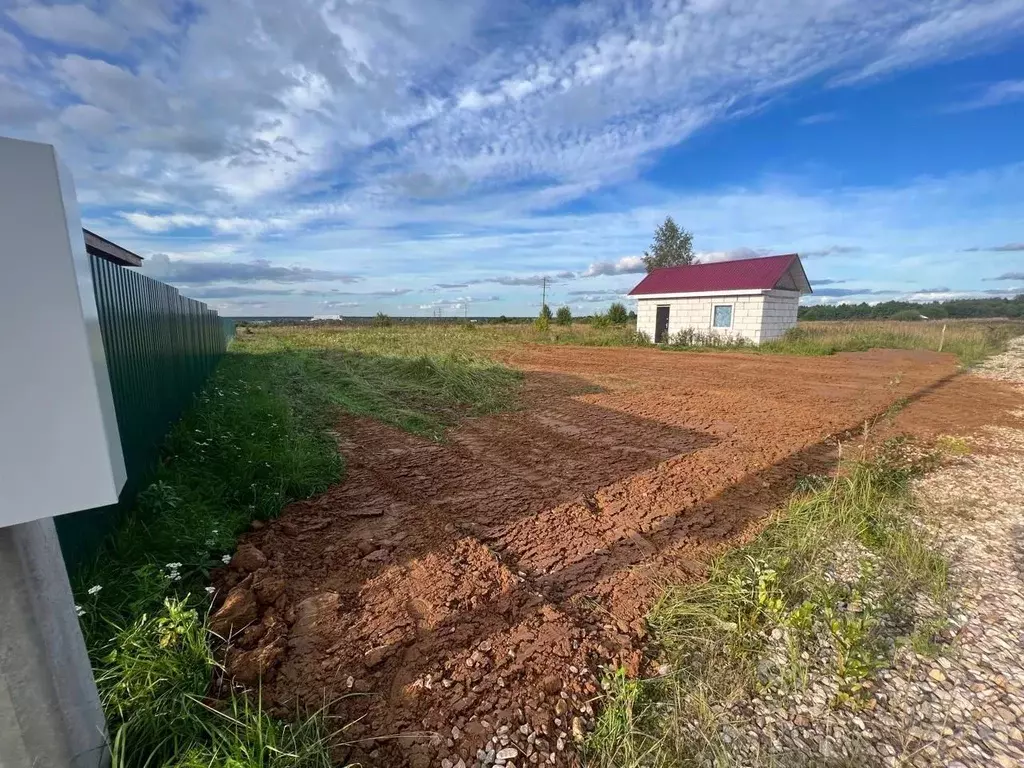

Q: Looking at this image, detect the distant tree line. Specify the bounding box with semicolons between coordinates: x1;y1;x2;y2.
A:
799;296;1024;321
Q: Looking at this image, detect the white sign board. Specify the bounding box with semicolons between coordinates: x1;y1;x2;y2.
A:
0;137;126;526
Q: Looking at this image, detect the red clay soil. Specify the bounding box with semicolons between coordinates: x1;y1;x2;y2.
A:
211;346;1019;768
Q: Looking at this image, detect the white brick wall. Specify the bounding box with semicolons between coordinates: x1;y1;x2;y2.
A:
759;290;800;341
636;290;799;344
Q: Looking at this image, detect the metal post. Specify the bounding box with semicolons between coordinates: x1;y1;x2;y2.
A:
0;136;121;768
0;517;109;768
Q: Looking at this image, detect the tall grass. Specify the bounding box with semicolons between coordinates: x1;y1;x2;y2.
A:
243;318;1024;367
243;320;639;357
760;320;1024;366
586;439;952;768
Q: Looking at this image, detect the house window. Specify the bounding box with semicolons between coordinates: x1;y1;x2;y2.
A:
712;304;733;329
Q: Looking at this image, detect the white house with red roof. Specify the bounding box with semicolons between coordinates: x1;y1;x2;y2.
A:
628;253;811;344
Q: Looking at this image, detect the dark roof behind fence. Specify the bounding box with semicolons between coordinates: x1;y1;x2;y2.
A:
84;229;143;268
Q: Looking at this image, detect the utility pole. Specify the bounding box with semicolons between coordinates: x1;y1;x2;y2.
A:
541;276;547;314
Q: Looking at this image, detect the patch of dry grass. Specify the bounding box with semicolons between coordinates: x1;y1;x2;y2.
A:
761;320;1024;367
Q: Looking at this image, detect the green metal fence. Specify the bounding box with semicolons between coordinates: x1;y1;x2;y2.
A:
56;255;232;573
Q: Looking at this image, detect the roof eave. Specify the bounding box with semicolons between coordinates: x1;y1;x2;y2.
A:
792;255;812;294
631;287;774;299
83;229;143;268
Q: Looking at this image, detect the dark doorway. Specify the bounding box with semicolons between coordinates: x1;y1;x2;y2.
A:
655;305;670;343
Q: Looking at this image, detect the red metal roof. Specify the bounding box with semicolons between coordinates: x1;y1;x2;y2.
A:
628;253;807;295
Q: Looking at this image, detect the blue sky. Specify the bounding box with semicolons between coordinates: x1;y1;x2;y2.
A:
1;0;1023;317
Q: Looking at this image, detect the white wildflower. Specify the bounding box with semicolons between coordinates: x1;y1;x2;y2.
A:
166;562;182;569
221;554;232;564
75;604;86;617
205;586;216;594
87;585;102;595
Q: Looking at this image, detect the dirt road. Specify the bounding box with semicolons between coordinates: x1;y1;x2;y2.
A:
212;345;1015;767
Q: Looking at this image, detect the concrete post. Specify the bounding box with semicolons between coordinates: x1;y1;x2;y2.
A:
0;517;109;768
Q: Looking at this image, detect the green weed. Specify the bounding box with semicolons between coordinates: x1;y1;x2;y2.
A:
759;320;1024;367
586;439;953;767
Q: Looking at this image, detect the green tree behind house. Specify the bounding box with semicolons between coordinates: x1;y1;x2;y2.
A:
642;216;695;272
607;302;630;324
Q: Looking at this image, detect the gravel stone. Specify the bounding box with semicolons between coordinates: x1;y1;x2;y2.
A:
707;338;1024;768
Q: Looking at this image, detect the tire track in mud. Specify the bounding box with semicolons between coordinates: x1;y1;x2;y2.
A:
211;346;984;767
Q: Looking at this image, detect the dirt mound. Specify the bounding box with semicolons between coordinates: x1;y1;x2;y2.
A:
213;346;1005;767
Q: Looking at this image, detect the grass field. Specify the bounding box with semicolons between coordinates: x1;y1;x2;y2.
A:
757;320;1024;367
78;318;1022;766
241;317;1024;367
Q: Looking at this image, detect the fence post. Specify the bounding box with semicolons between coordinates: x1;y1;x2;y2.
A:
0;518;109;767
0;136;122;768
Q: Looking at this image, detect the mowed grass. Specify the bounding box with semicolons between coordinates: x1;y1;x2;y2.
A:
75;332;523;766
236;326;523;438
586;439;953;768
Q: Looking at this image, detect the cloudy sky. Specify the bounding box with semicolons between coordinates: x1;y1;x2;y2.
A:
2;0;1023;316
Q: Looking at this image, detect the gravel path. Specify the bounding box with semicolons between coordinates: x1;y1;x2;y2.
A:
717;338;1024;768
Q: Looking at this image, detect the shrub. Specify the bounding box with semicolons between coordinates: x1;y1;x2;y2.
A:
668;328;749;348
372;312;392;328
591;313;611;328
534;315;550;332
629;330;652;346
607;302;630;325
555;306;572;326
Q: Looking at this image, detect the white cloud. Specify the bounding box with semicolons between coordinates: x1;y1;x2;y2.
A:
948;79;1024;111
2;0;1022;316
122;212;212;232
8;3;124;51
0;27;26;68
696;248;772;263
142;254;361;284
582;256;645;277
0;73;49;122
0;0;1019;238
60;103;117;134
798;111;840;125
836;0;1024;84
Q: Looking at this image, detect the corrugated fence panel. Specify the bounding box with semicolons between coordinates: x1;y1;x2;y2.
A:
56;255;231;574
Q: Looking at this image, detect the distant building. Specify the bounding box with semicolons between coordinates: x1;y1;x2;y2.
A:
628;253;811;344
84;229;143;267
